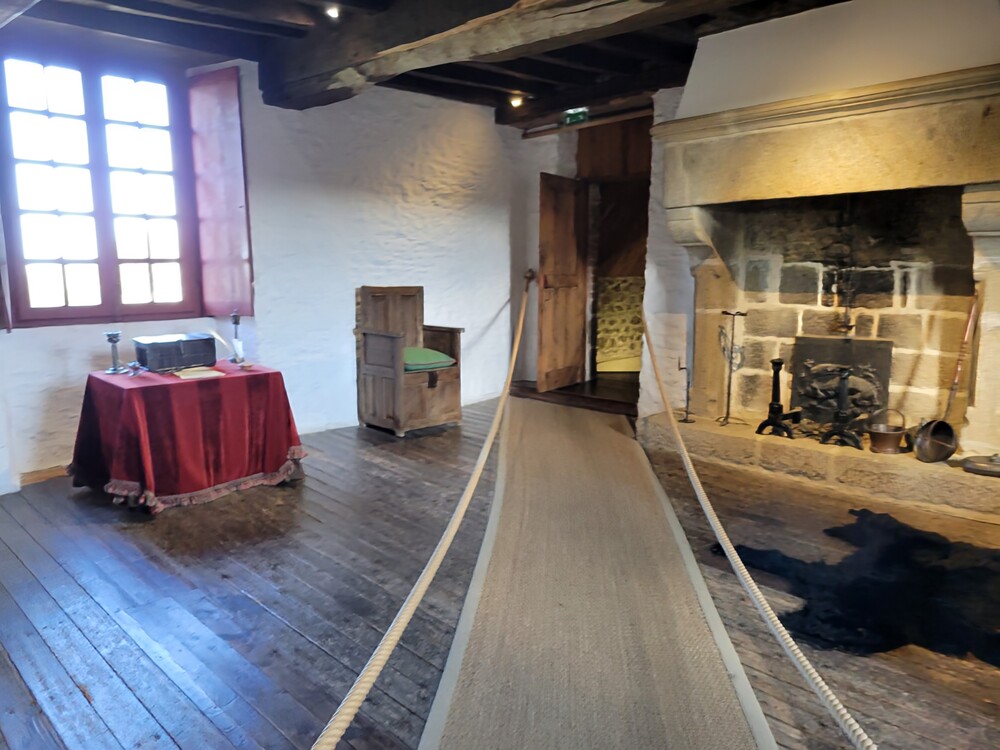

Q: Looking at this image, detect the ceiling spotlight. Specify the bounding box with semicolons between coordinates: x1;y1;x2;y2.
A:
325;5;340;19
509;95;524;108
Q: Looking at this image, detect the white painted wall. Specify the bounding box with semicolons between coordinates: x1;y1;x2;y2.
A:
678;0;1000;118
640;88;690;419
238;64;518;435
0;65;537;492
0;317;221;494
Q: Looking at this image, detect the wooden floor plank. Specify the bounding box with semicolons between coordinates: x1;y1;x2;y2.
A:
0;534;178;750
0;642;65;750
0;503;236;750
0;574;121;750
2;399;995;750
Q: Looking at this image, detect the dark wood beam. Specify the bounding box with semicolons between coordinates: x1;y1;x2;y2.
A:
0;0;41;28
406;63;554;98
297;0;392;14
380;73;503;108
690;0;850;36
460;58;595;88
26;1;265;59
534;45;640;76
588;32;696;65
261;0;747;109
69;0;308;37
127;0;316;30
495;61;689;128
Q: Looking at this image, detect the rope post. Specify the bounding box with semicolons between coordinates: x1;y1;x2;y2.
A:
310;272;537;750
642;316;878;750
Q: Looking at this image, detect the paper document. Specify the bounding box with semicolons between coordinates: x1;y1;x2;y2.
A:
174;367;225;380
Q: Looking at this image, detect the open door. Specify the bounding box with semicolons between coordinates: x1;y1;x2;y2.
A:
537;173;588;393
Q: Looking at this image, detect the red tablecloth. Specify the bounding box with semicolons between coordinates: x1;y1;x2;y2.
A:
70;360;303;513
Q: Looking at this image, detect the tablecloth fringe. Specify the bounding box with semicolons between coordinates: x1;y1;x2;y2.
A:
94;446;306;514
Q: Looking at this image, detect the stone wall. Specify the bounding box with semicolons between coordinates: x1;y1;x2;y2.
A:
695;187;976;426
595;276;644;369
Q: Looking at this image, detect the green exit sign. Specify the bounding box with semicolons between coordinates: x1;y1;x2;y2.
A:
563;107;589;126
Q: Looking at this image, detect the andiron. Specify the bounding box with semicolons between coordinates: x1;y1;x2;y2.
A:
820;367;863;449
756;358;800;438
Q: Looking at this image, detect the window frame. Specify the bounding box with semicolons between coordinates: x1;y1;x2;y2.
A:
0;44;202;328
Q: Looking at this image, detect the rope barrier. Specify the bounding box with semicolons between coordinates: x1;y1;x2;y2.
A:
642;318;878;750
310;271;536;750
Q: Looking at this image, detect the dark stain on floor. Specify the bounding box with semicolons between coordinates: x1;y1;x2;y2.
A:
714;508;1000;666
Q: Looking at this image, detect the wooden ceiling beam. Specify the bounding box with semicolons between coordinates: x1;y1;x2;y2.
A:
534;45;640;76
588;33;696;65
407;64;554;98
67;0;308;37
297;0;392;14
260;0;748;109
460;58;595;88
26;1;266;59
380;73;503;108
0;0;41;28
495;61;689;128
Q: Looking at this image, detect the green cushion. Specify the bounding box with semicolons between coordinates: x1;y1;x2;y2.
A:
404;346;456;372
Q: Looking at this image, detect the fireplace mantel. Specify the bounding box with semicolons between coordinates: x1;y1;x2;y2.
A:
652;64;1000;208
650;64;1000;451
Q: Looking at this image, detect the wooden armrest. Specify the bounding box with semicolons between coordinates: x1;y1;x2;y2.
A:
423;325;465;334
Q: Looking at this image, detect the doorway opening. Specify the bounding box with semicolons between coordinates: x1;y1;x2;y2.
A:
517;116;652;417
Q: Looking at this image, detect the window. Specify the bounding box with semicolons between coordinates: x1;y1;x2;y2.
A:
0;55;201;326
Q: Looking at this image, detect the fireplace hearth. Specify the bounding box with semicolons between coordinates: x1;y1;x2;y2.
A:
651;66;1000;453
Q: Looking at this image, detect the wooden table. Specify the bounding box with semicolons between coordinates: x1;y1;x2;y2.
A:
70;360;303;513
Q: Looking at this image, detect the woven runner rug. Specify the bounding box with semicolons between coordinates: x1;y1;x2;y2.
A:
420;398;775;750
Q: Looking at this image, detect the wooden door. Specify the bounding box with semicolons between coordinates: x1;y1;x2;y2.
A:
537;173;588;393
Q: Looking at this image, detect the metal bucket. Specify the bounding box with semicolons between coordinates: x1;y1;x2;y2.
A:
914;419;958;463
866;409;912;454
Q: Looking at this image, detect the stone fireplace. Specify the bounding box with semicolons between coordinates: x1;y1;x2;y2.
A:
652;64;1000;453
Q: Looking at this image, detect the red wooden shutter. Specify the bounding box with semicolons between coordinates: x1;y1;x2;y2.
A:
189;66;253;316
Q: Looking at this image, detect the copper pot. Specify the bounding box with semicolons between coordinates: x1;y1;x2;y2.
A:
914;419;958;463
866;409;913;454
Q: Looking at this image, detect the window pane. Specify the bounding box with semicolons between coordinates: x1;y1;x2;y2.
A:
65;263;101;306
53;166;93;213
44;66;85;116
60;215;98;260
25;263;66;308
102;75;137;122
120;263;152;304
49;117;89;165
140;128;173;172
151;262;182;303
113;216;148;258
135;81;169;126
109;170;144;214
147;218;179;259
143;173;176;216
15;163;55;210
4;59;46;111
105;123;140;169
9;112;50;161
19;213;60;260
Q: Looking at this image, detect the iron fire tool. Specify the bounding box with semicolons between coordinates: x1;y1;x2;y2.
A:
717;310;747;427
819;367;863;449
756;358;801;438
677;357;694;423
